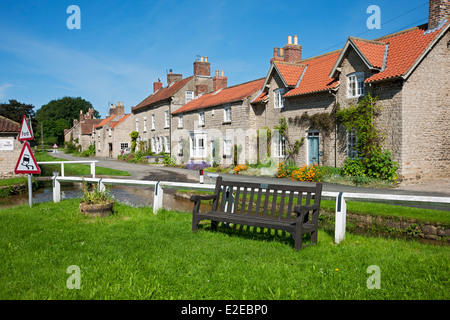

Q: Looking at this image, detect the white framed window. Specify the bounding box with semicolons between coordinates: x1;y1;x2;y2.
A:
151;114;155;130
198;111;205;126
178;114;183;128
346;129;358;159
97;129;100;138
108;128;111;137
135;118;139;131
156;137;161;153
274;88;285;108
178;138;183;156
165;136;170;153
275;135;286;157
190;133;206;158
143;116;147;132
151;137;156;152
223;138;232;157
120;142;128;150
164;110;170;128
347;72;364;98
223;105;231;123
186;91;194;103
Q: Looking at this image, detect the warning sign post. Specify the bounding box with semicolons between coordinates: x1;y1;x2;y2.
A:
18;115;34;141
15;135;41;207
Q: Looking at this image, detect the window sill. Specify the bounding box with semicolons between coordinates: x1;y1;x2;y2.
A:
222;121;232;125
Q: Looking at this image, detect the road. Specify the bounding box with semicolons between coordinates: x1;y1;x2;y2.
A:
46;150;450;198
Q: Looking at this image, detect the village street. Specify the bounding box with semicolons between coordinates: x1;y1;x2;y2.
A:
48;150;450;199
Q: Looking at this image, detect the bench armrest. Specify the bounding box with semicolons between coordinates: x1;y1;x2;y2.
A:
190;194;218;202
293;204;320;223
293;204;320;213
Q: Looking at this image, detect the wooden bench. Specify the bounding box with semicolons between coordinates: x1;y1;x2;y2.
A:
190;177;323;250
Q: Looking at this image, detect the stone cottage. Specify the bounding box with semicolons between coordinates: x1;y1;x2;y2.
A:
131;57;226;154
171;77;265;165
64;107;102;151
94;102;133;157
251;1;449;183
0;115;23;178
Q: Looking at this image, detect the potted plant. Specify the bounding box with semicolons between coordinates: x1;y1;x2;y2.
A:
79;180;114;217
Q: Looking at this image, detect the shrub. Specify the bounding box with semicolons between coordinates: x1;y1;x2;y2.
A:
184;161;211;171
291;164;325;182
233;164;247;174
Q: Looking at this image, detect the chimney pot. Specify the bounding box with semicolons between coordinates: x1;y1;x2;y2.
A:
200;56;204;62
215;70;219;77
294;35;298;45
288;35;292;45
221;70;224;77
205;56;208;62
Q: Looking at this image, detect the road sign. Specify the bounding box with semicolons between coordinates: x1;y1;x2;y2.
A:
53;143;58;148
18;115;34;141
14;141;41;174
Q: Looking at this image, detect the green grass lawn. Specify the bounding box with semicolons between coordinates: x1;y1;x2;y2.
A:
35;152;130;177
0;199;448;300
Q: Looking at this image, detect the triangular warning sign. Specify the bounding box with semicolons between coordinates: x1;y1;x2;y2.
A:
18;115;34;141
14;141;41;174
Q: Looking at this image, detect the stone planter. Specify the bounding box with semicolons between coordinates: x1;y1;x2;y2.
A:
79;201;114;217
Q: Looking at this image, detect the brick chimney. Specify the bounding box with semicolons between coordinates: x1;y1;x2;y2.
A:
153;78;163;93
270;47;285;64
429;0;450;29
284;35;302;63
167;69;183;86
110;102;125;116
194;56;211;77
213;70;227;91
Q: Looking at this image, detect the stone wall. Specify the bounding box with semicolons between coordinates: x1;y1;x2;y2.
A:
400;29;450;182
0;133;24;178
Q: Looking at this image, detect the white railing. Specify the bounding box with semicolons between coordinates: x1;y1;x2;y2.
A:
51;176;450;244
38;160;98;178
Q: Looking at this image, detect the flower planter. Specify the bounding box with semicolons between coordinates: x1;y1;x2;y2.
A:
79;201;114;217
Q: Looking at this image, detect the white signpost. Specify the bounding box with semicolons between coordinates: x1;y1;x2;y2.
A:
14;116;40;207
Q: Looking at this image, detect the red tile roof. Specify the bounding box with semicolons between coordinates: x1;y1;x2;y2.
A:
274;61;306;87
0;115;20;133
351;38;386;69
365;23;447;82
172;78;265;114
110;114;131;128
94;114;116;129
81;119;103;135
132;76;193;112
285;50;341;97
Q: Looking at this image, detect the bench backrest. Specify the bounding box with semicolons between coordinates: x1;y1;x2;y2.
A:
212;177;322;221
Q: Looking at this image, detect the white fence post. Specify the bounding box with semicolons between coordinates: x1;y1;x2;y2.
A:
153;181;163;214
61;163;65;177
335;192;347;244
91;162;95;178
98;178;105;192
52;175;61;203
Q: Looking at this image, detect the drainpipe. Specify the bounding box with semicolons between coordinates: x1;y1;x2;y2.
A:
328;88;338;168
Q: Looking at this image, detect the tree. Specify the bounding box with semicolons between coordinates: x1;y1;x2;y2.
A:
35;97;99;145
0;99;37;132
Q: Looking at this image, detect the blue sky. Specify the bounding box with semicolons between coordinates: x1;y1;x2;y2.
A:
0;0;430;118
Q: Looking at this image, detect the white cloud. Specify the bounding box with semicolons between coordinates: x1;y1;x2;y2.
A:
0;83;13;99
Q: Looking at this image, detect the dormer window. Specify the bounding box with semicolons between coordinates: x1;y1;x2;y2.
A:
347;72;364;98
274;88;285;108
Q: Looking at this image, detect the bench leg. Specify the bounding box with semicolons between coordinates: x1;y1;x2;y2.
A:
311;228;318;244
294;223;303;251
211;220;218;231
192;215;200;232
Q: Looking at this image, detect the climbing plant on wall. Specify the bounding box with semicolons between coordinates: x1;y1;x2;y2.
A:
336;93;398;181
